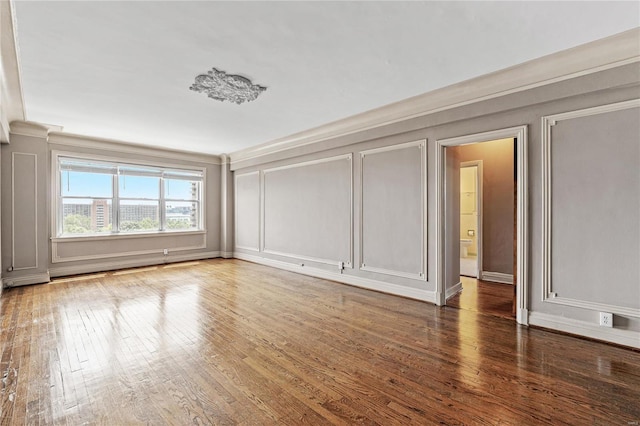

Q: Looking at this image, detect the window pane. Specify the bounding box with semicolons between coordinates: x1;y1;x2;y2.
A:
62;199;112;234
166;201;199;230
119;175;159;199
61;171;112;198
165;179;200;200
119;200;160;232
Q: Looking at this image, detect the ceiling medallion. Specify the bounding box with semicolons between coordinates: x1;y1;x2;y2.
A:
189;68;267;105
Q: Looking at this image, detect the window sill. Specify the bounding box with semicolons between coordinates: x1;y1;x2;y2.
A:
51;229;206;243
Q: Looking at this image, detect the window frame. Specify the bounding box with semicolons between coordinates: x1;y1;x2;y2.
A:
52;151;206;239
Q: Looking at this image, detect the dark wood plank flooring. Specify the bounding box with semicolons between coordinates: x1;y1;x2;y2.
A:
447;276;515;319
1;259;639;424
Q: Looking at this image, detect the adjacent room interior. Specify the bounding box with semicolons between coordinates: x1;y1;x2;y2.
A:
0;1;639;424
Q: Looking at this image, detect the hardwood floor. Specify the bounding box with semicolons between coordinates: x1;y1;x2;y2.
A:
1;259;639;425
447;276;515;320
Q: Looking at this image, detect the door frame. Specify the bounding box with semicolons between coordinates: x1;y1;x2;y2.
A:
460;160;483;279
435;125;529;325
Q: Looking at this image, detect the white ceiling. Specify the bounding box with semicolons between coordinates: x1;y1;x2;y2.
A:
13;1;640;155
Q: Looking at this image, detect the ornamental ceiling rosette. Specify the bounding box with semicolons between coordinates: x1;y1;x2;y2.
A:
189;68;267;104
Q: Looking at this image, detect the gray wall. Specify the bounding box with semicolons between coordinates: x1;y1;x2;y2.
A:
452;138;515;275
232;62;640;345
549;106;640;309
1;132;50;286
1;129;222;282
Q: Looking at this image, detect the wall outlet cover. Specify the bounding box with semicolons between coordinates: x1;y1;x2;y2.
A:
599;312;613;328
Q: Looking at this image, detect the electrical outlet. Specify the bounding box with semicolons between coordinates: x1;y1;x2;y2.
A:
599;312;613;328
163;249;168;255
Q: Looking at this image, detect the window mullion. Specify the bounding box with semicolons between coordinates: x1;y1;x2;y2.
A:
159;177;166;231
113;169;120;233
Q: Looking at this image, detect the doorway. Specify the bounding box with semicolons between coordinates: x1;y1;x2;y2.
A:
459;161;482;279
436;126;528;325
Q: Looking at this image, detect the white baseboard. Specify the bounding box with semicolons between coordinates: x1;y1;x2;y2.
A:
481;271;514;284
234;252;437;304
446;281;463;300
3;272;51;287
528;311;640;349
49;251;221;278
220;251;234;259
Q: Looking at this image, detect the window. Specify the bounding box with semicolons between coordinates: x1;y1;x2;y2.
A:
57;156;204;237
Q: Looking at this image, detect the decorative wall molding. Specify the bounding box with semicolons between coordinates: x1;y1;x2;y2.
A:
51;235;207;264
8;121;52;139
481;271;514;285
229;29;640;167
49;251;220;278
3;272;50;288
11;152;38;271
234;252;437;304
46;130;222;165
359;139;426;281
262;154;354;267
190;68;266;104
529;311;640;349
234;170;261;252
445;281;463;300
541;99;640;318
436;125;528;323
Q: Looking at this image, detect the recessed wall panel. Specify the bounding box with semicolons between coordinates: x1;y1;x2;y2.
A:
12;153;38;270
549;103;640;311
235;171;260;251
361;140;426;279
263;155;352;265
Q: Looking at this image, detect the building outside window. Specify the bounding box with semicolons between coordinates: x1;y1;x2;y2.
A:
57;155;204;237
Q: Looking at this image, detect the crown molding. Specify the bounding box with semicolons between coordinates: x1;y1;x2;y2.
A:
46;130;223;165
9;120;52;138
229;28;640;167
1;0;27;143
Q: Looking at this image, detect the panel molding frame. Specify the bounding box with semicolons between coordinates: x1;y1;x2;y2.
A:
49;251;220;278
11;152;38;271
51;234;206;263
359;139;427;281
541;99;640;318
261;153;354;268
436;125;529;325
234;170;261;252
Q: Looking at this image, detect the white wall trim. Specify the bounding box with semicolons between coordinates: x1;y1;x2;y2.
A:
481;271;514;285
261;249;344;268
359;140;426;281
437;125;528;324
49;251;220;278
261;154;354;267
11;152;38;271
3;272;50;288
445;281;463;300
528;311;640;349
541;99;640;317
46;131;222;165
234;170;261;252
229;29;640;167
51;235;206;264
234;252;437;304
51;230;206;243
9;121;52;139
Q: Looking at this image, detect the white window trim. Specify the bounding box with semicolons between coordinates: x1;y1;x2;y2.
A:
51;150;207;239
